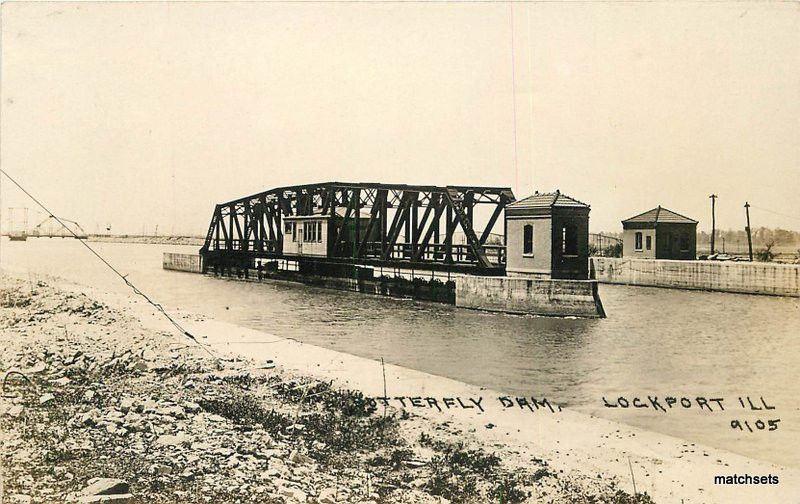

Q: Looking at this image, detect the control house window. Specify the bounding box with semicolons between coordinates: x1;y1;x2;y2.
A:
635;232;643;251
523;224;533;256
303;221;318;243
646;235;652;251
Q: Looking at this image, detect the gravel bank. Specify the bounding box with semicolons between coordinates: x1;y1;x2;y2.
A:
0;274;649;503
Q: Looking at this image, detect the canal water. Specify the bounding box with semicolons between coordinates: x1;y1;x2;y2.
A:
2;238;799;468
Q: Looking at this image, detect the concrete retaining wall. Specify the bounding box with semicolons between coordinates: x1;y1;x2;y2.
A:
163;253;202;273
591;257;800;297
455;276;605;318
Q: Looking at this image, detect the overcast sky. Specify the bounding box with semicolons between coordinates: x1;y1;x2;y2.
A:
1;1;798;235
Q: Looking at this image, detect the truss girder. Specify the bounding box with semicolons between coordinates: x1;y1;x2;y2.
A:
200;182;514;272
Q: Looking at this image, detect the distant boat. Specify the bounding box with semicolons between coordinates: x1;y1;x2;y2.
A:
8;231;27;241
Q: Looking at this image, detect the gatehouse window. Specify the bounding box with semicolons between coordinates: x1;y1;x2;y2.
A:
523;224;533;255
562;225;578;256
646;235;652;250
635;232;643;250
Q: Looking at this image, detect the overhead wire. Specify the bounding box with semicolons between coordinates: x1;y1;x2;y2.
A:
749;205;800;223
509;1;519;192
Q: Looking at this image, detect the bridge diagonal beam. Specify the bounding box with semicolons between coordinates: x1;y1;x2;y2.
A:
201;205;220;251
479;199;506;245
444;189;492;268
231;205;245;251
357;189;386;257
413;195;446;261
277;193;293;217
382;192;413;260
331;188;357;254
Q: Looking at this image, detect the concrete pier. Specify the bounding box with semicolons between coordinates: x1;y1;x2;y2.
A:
162;253;604;317
162;252;202;273
591;257;800;297
455;276;606;318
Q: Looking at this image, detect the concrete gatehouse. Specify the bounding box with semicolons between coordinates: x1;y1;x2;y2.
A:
455;190;604;318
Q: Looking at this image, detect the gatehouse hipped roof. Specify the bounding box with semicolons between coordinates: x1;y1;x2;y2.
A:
507;190;590;210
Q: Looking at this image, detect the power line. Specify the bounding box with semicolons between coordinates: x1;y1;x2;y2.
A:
0;168;215;358
509;2;519;193
749;205;800;223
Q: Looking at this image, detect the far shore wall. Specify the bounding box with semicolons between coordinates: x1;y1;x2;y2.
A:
591;257;800;297
455;276;605;318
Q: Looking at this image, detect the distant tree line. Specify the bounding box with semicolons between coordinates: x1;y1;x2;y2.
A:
591;227;800;262
696;227;800;247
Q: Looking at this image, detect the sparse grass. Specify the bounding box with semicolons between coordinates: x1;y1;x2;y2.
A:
198;393;293;437
418;437;523;503
300;409;398;465
610;489;657;504
425;464;479;502
532;467;551;481
367;447;415;470
444;445;501;477
271;379;377;417
491;475;531;504
0;288;33;308
419;435;502;477
200;378;398;466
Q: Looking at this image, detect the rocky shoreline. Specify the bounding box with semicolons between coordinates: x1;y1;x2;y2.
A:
0;274;651;503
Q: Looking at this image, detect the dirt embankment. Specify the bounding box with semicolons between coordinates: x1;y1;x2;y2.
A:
0;275;651;504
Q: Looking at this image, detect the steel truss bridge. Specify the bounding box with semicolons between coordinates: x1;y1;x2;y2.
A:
200;182;515;274
30;215;88;239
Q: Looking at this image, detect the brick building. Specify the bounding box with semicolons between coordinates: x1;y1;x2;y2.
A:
621;206;697;260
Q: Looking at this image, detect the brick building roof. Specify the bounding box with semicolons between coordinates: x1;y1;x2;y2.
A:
622;206;697;225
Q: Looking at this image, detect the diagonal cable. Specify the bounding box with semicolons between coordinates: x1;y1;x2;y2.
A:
0;168;215;357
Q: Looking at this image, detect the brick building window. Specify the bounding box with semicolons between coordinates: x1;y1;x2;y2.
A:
523;224;533;255
680;233;690;252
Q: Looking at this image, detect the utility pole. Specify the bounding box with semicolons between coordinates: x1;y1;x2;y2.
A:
744;201;754;262
709;194;718;254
